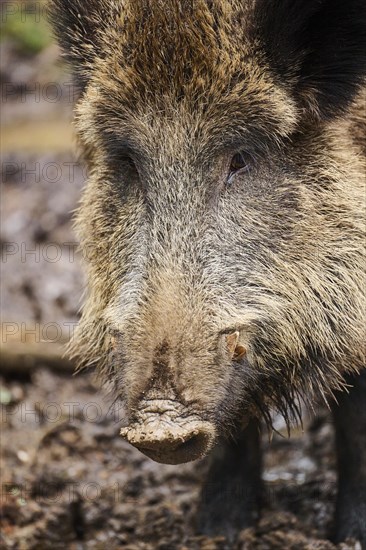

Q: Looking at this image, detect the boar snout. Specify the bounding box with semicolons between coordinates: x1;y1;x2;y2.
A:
120;400;216;464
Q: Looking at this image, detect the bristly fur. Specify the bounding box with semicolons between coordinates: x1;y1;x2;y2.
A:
49;0;366;434
253;0;366;119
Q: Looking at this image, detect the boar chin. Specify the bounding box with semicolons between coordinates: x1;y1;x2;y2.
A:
120;399;216;464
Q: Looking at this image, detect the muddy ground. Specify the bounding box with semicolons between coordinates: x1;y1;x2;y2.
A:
0;8;363;549
1;361;362;550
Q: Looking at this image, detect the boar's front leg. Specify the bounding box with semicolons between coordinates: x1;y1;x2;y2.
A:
332;369;366;546
196;419;262;541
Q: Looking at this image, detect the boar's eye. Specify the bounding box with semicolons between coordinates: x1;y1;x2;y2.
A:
227;152;251;184
118;155;140;181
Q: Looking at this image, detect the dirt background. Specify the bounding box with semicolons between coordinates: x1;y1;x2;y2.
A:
0;3;362;549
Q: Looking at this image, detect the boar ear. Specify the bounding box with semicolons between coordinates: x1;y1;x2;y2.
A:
255;0;366;119
48;0;118;92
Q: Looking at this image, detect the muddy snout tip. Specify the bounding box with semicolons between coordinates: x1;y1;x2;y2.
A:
120;420;216;465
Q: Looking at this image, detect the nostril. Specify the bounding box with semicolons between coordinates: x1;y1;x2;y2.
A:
137;435;207;463
138;431;203;453
175;433;203;454
121;423;216;464
137;430;204;454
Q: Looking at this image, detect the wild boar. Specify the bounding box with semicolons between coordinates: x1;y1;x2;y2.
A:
49;0;366;544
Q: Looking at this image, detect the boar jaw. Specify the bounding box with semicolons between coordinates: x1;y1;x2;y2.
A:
120;399;216;464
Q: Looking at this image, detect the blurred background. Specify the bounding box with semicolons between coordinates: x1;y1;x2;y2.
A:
0;2;345;549
1;0;83;370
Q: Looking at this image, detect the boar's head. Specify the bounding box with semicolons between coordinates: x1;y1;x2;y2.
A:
50;0;366;464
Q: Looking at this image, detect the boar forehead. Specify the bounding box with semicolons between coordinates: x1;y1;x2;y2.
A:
77;0;297;153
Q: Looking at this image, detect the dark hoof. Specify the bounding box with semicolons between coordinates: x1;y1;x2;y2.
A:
332;499;366;548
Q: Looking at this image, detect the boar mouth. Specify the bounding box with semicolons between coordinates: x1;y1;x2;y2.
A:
120;399;216;464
